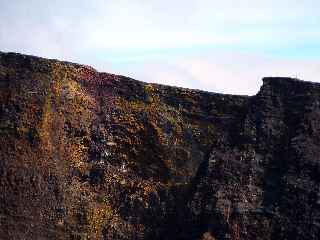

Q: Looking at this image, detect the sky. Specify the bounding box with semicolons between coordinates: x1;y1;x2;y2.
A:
1;0;320;95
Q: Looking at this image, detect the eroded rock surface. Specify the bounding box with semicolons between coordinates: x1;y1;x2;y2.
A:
0;52;319;239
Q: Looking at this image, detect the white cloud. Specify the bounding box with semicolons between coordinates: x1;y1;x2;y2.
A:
0;0;319;95
109;51;320;95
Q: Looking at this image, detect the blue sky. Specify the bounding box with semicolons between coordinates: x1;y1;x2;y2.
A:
1;0;319;94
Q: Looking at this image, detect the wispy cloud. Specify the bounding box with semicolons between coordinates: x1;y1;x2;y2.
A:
109;51;320;95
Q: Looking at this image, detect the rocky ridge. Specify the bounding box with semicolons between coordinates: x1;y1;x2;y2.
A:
0;52;320;239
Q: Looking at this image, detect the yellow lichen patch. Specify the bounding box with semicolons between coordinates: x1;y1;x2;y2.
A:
65;80;95;104
141;182;158;197
38;95;54;154
144;84;160;103
87;202;114;237
149;122;167;144
61;80;96;122
113;88;197;182
116;98;145;113
66;139;89;171
144;84;154;93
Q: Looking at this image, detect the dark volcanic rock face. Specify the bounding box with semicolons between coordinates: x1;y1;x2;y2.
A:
0;52;320;240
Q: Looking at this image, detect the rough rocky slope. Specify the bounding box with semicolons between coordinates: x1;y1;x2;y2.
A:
0;52;320;240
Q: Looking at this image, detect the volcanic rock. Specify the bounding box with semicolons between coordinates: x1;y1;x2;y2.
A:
0;52;320;239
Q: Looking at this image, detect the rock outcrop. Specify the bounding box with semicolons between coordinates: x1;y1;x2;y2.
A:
0;52;319;240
